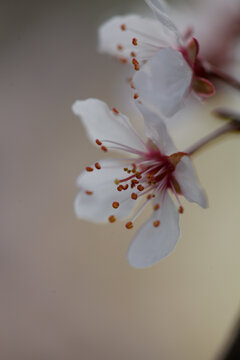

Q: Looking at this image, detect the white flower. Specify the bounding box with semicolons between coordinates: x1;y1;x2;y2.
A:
99;0;215;117
72;98;207;268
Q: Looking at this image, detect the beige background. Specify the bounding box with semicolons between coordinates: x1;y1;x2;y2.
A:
0;0;240;359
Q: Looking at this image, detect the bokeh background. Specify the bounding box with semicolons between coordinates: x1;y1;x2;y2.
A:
1;0;240;359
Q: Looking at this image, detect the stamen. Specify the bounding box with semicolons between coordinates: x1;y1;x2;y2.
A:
120;24;126;31
86;166;94;172
112;107;119;114
178;206;184;214
117;44;123;51
95;162;101;170
132;38;138;46
117;185;123;191
133;92;139;99
108;215;116;223
125;221;133;229
132;58;140;71
131;193;138;200
85;190;93;195
112;201;119;209
130;52;136;58
153;203;160;211
96;139;102;146
101;146;108;152
120;57;128;64
153;220;160;227
137;184;144;191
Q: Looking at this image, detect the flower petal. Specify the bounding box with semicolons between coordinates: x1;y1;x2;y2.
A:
133;47;193;117
72;99;146;152
145;0;182;44
127;192;180;268
75;159;136;223
98;14;169;63
174;156;208;208
137;103;177;155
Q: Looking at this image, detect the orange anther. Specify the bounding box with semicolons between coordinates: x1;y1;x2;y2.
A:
117;44;123;51
147;194;152;200
130;52;136;58
112;201;119;209
133;92;139;99
101;146;108;152
117;185;123;191
108;215;116;223
131;193;138;200
153;220;160;227
86;166;94;172
112;107;119;114
132;38;138;46
153;204;160;211
85;190;93;195
121;24;126;31
137;184;144;191
95;162;101;170
120;57;128;64
178;206;184;214
95;139;102;146
125;221;133;229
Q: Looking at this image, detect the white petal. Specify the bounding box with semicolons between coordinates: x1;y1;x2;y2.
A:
127;192;180;268
145;0;182;44
174;156;208;208
136;103;177;155
98;14;169;63
72;99;146;152
133;47;193;117
75;159;136;223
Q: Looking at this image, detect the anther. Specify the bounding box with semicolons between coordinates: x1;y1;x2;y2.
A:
86;166;94;172
112;201;119;209
101;146;108;152
117;44;123;51
125;221;133;229
112;107;119;114
137;184;144;191
108;215;116;223
178;206;184;214
153;204;160;211
153;220;160;227
120;57;128;64
130;52;136;58
132;58;140;71
95;139;102;146
121;24;126;31
114;179;120;185
123;184;129;190
131;193;138;200
85;190;93;195
124;167;128;171
95;162;101;170
147;194;152;200
117;185;123;191
133;92;139;99
132;38;138;46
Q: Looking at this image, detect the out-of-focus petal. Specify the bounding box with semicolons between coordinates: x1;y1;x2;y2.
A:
127;192;180;268
145;0;182;44
72;99;146;152
133;47;193;117
175;156;208;208
75;159;136;223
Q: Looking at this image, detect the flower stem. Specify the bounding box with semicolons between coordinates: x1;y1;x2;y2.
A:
206;63;240;91
186;121;240;155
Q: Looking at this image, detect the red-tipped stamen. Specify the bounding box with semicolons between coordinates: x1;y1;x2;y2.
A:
86;166;94;172
112;201;120;209
125;221;133;229
132;38;138;46
153;220;160;227
108;215;116;223
95;162;101;170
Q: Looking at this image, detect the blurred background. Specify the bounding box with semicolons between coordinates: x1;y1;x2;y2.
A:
0;0;240;359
